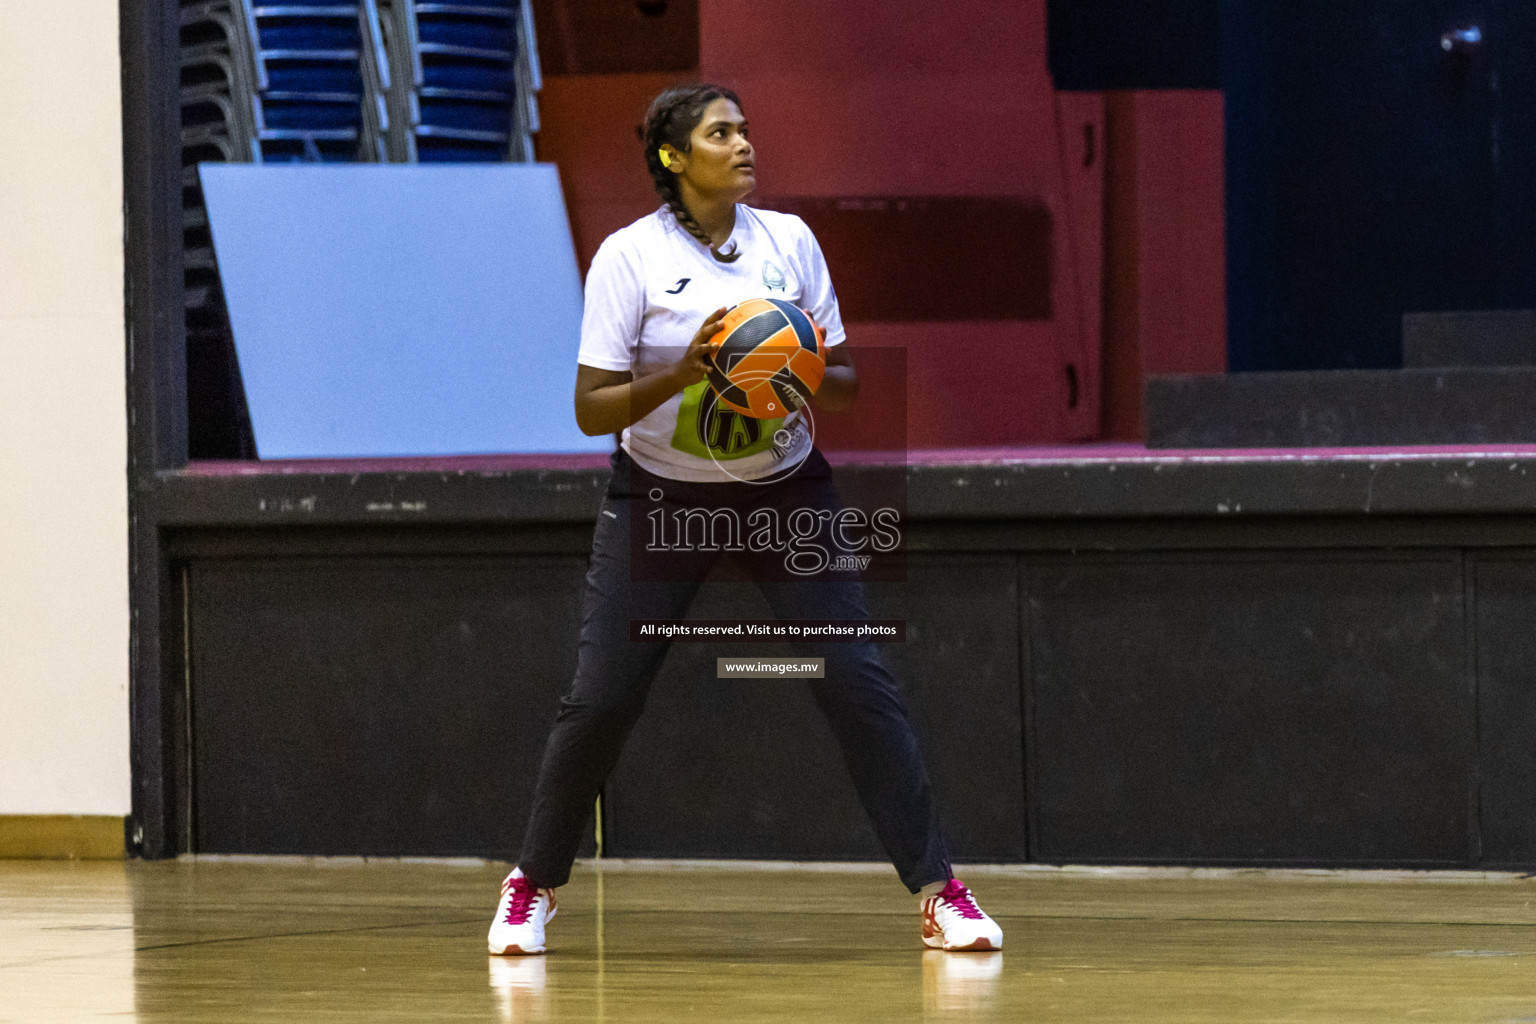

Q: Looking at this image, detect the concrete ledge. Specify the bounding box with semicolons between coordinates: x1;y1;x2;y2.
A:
1404;310;1536;368
0;816;125;860
1147;368;1536;448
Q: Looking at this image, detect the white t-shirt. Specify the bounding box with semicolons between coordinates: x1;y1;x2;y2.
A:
577;203;847;482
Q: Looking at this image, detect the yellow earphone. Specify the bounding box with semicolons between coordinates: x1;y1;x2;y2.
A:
659;149;673;168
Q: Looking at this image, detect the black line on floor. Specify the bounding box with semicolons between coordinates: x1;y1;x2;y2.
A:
132;915;487;953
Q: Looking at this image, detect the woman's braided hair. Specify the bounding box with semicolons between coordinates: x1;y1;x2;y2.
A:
639;83;744;263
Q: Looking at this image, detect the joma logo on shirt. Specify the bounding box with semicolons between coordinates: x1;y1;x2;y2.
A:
665;278;691;294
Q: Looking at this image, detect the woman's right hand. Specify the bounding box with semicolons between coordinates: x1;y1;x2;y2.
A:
671;306;728;389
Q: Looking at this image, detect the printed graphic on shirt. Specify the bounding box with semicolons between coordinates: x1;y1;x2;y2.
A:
762;258;786;292
670;381;785;460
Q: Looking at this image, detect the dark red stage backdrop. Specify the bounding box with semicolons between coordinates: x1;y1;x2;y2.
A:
534;0;1224;446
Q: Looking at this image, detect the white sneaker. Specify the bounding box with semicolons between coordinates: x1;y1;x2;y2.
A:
921;878;1003;951
488;867;558;955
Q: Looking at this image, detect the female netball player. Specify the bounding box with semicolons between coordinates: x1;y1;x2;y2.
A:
488;83;1003;954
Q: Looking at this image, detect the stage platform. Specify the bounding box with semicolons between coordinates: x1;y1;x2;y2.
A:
132;442;1536;869
158;442;1536;526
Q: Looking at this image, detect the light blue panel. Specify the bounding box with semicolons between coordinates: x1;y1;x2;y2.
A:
200;164;610;458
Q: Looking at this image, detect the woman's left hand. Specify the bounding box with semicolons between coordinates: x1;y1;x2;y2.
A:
809;342;858;411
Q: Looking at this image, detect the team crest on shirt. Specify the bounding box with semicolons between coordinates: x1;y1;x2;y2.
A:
670;381;783;460
762;259;786;292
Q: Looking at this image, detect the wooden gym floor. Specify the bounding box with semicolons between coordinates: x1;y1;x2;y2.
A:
6;858;1536;1023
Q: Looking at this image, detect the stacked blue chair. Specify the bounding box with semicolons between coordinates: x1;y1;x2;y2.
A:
241;0;382;161
377;0;540;161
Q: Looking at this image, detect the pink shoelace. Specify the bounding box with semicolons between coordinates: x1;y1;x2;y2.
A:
501;876;539;925
936;878;984;920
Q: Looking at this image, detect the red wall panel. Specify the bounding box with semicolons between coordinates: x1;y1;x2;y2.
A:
534;71;696;269
1135;91;1226;378
701;0;1096;446
1100;91;1227;440
533;4;1226;449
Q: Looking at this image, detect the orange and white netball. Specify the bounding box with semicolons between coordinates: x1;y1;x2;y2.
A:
705;297;828;419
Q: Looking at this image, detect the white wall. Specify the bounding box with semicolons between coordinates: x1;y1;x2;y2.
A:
0;1;130;814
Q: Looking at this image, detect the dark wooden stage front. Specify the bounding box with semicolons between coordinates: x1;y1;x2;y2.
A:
134;443;1536;870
